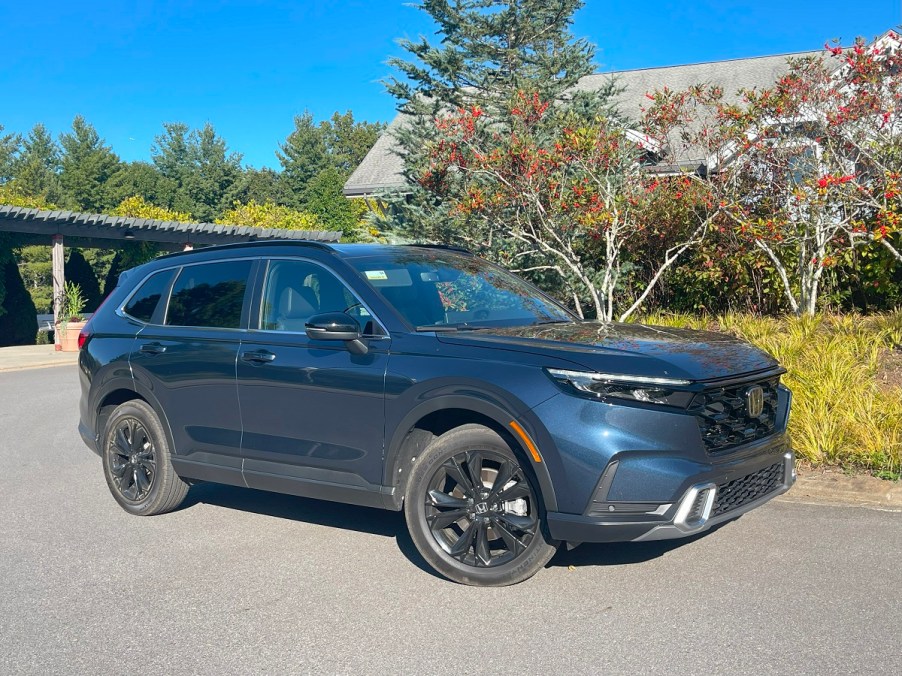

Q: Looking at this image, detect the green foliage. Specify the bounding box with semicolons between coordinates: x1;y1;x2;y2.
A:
0;124;20;183
12;124;63;204
151;122;243;222
59;116;122;212
636;311;902;476
0;253;38;346
65;249;102;312
111;195;192;222
278;110;384;203
301;168;358;238
61;280;86;321
16;245;53;313
104;161;165;208
216;201;321;230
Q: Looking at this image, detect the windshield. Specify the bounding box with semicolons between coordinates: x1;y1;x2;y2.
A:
349;249;574;330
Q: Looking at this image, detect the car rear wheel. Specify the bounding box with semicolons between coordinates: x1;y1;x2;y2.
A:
404;424;558;586
101;400;188;515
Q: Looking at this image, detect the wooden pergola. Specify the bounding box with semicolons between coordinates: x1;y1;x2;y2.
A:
0;205;342;349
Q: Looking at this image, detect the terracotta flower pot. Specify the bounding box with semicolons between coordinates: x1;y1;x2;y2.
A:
57;320;87;352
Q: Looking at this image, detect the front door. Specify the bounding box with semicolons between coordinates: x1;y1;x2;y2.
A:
236;258;389;505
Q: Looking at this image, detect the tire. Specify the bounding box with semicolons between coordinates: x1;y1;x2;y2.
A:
404;424;558;586
101;400;189;516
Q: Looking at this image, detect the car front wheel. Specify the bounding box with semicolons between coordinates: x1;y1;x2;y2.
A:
404;424;558;586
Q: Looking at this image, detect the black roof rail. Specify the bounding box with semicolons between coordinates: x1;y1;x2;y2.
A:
155;239;337;261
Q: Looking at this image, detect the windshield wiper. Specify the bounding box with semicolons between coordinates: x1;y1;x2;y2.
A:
532;319;574;326
415;323;486;332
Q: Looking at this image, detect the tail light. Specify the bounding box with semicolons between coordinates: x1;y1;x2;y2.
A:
78;291;114;350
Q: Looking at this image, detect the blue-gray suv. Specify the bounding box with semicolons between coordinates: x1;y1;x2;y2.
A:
78;242;795;585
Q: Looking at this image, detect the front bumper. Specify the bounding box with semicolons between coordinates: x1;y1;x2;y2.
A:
546;447;795;544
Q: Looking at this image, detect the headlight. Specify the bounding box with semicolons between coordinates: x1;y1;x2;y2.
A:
545;368;694;408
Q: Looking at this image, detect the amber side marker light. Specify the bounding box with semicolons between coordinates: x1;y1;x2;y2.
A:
509;420;542;463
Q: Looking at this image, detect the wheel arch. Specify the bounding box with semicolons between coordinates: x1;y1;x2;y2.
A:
384;396;559;513
93;380;177;459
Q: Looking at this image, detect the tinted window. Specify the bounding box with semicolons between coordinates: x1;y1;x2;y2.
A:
260;259;380;335
349;251;572;329
123;269;175;323
166;261;252;328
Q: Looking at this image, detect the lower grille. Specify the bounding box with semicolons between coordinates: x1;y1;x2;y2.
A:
711;462;784;517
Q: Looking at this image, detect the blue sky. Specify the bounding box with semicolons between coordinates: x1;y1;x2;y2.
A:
0;0;897;169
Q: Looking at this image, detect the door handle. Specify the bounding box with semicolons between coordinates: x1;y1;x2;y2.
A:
139;342;167;355
241;350;276;364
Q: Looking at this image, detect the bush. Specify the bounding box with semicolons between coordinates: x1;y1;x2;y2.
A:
636;311;902;477
0;252;38;346
65;249;102;312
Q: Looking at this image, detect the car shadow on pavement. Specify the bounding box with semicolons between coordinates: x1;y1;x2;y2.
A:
548;521;733;570
181;482;735;579
182;482;441;578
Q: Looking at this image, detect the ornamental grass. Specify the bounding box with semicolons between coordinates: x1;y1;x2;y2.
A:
635;311;902;479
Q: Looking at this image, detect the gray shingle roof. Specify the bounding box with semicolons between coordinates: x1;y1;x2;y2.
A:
0;205;342;245
344;50;821;196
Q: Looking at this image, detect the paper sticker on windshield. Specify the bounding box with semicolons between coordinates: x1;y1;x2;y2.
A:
365;270;388;281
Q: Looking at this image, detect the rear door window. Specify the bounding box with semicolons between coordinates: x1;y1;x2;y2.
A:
165;260;253;329
122;269;176;323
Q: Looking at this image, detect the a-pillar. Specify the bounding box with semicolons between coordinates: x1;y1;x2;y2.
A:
51;234;65;351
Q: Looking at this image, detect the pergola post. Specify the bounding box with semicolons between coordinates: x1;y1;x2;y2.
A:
51;234;65;351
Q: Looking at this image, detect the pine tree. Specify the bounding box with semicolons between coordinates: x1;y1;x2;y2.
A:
59;116;122;212
0;124;20;183
12;124;63;203
277;112;329;203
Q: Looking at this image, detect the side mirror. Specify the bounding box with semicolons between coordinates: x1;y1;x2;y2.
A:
305;313;368;354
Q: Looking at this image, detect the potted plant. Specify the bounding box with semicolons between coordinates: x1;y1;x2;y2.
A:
56;281;87;352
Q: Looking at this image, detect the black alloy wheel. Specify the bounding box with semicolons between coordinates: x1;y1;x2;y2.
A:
405;424;558;586
108;418;156;503
101;400;189;515
425;449;538;567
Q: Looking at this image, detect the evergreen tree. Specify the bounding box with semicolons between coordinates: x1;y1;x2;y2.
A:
302;168;358;238
278;111;385;205
151;122;242;221
59;116;122;212
13;124;63;203
277;112;329;203
0;252;38;346
0;124;20;183
105;161;165;207
65;249;103;312
381;0;619;313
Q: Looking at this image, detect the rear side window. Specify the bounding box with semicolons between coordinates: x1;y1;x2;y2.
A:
166;260;252;329
123;269;176;323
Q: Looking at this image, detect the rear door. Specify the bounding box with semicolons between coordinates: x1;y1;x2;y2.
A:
129;258;256;484
236;257;390;505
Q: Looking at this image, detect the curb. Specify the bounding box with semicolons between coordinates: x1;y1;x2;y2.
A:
0;359;79;373
777;470;902;510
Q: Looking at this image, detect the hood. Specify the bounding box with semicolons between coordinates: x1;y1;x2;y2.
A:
435;321;779;382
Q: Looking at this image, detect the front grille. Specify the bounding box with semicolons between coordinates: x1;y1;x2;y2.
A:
711;462;784;517
689;377;780;454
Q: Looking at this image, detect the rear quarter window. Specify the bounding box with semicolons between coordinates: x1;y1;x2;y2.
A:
122;269;176;323
166;260;253;329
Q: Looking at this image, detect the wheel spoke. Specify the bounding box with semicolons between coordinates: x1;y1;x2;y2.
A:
448;520;478;560
493;517;527;555
135;466;151;494
442;457;475;496
109;458;128;478
474;520;491;566
426;490;468;509
487;460;515;502
496;512;537;533
427;509;469;530
466;451;484;489
130;422;145;453
114;427;131;457
121;470;137;500
495;481;531;503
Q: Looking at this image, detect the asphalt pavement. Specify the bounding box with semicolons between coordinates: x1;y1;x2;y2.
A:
1;366;900;675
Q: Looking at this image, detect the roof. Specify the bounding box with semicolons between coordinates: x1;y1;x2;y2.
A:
0;205;342;246
344;50;821;196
